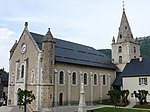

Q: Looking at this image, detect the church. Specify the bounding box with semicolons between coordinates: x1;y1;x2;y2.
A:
8;6;149;112
8;21;116;111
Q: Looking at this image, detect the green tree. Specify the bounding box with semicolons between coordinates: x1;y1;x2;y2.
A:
107;89;129;105
18;89;36;112
107;89;121;104
120;90;129;105
134;90;149;105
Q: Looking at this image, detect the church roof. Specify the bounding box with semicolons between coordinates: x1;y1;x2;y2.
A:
30;32;116;69
112;72;122;86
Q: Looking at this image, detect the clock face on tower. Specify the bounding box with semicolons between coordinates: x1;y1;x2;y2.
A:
20;43;27;54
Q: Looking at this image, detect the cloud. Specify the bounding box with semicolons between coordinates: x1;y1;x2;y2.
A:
0;28;15;71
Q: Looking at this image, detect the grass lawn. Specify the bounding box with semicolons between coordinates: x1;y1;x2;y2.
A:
87;107;150;112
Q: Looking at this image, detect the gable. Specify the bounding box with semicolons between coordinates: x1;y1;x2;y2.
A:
10;29;40;66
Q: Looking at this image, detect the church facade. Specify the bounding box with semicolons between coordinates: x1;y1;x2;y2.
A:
8;22;116;111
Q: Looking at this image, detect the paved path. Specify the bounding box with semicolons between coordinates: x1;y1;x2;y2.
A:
0;105;114;112
0;105;22;112
50;105;114;112
0;104;150;112
126;102;136;108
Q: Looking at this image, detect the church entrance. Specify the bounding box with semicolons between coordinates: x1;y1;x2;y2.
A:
59;93;63;105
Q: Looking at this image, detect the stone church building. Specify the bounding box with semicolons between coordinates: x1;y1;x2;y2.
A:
8;7;142;111
8;23;116;111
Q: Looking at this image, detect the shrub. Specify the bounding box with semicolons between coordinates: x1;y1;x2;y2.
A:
134;90;149;105
107;89;129;106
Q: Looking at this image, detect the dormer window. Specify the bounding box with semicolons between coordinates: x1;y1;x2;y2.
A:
125;26;127;30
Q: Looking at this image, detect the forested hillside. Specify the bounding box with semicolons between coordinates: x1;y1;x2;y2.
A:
138;36;150;57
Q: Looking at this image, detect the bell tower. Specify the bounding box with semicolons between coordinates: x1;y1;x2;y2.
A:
112;6;140;72
41;28;55;110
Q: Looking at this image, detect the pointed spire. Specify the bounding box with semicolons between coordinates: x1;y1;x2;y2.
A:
43;28;55;43
116;7;135;43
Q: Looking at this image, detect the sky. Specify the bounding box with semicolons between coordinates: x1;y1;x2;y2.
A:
0;0;150;72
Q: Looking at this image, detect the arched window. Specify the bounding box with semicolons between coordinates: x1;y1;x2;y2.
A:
21;65;24;78
59;71;64;84
103;75;106;85
94;74;97;85
72;72;76;85
119;56;122;63
118;46;122;53
84;73;87;85
134;47;136;53
120;34;122;39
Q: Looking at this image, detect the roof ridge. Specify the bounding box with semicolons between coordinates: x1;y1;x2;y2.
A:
30;31;96;50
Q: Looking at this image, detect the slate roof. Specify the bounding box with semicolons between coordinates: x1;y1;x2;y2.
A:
30;32;116;69
122;57;150;77
112;72;122;86
112;57;150;86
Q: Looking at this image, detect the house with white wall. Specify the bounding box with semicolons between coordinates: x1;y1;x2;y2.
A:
122;57;150;103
